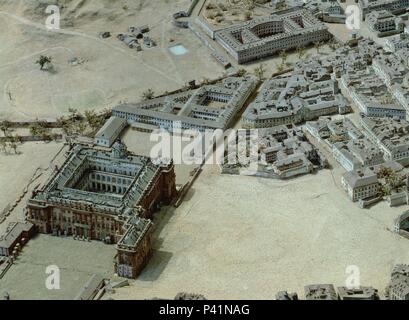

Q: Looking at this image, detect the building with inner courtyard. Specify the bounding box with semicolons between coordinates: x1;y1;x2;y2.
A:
25;141;176;279
213;9;330;64
113;76;257;132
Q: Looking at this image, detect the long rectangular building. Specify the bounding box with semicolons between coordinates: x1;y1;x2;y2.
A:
112;76;257;132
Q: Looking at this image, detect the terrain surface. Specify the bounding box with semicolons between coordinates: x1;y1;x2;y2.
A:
110;165;407;300
0;0;224;121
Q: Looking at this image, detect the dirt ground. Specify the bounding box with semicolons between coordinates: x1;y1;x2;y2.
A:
109;164;409;300
0;234;116;300
0;0;224;121
121;128;200;186
0;141;64;234
202;0;272;28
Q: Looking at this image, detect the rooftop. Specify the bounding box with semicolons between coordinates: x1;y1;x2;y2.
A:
29;143;170;217
214;9;328;52
113;76;257;131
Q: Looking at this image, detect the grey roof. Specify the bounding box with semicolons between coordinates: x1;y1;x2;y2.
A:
342;168;378;189
359;0;408;14
28;143;171;249
95;116;127;140
337;286;379;300
305;284;338;300
116;216;153;251
361;117;409;155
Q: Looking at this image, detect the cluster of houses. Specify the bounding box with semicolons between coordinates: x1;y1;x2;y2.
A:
305;0;346;23
117;25;156;51
306;117;383;171
305;114;409;207
242;59;351;129
222;125;328;179
306;115;409;208
358;0;409;20
288;35;409;210
367;10;405;37
218;33;409;210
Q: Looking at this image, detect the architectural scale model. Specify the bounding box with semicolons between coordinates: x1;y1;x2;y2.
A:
242;61;351;128
2;0;409;304
213;9;331;64
26;141;176;278
112;76;258;132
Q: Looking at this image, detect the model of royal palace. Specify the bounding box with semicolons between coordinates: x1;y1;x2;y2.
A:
25;141;176;279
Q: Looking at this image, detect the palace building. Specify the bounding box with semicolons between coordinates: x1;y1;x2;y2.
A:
26;141;176;278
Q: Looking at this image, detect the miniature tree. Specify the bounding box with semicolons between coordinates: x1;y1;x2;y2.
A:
142;89;155;101
328;38;339;51
68;108;82;120
205;2;216;10
237;68;248;77
314;41;322;54
42;130;53;141
10;141;17;154
380;184;392;197
387;172;402;190
57;116;71;135
36;55;52;70
279;50;288;67
0;120;11;136
29;123;41;136
378;166;393;179
6;136;20;154
85;109;99;129
296;47;306;59
277;2;288;10
61;124;72;136
77;122;87;135
254;63;265;81
0;140;7;154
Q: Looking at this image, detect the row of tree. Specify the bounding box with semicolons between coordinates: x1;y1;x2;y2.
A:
57;108;110;137
0;135;21;154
